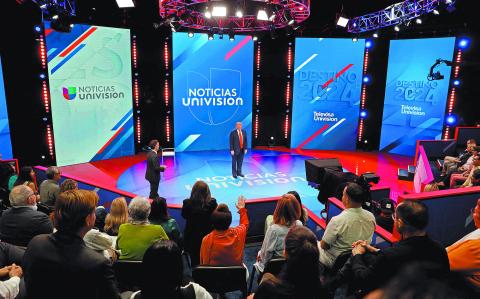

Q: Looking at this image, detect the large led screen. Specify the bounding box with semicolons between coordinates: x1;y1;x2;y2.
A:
46;23;134;166
0;56;13;160
173;33;253;151
291;38;366;150
379;37;456;156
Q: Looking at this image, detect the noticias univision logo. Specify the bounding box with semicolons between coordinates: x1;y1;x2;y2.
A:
62;87;77;101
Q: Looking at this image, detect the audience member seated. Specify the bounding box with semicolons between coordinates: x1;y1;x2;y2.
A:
447;199;480;289
104;197;128;236
59;178;78;193
439;146;479;188
343;200;449;294
374;198;395;233
122;240;212;299
250;226;329;299
0;162;16;192
0;263;23;299
84;228;117;263
319;183;376;269
149;197;183;246
364;263;476;299
423;182;440;192
200;196;249;266
95;206;107;232
0;185;53;247
264;190;308;233
116;196;168;261
13;167;38;196
441;139;476;176
457;156;480;188
39;166;61;207
255;194;302;273
182;181;218;267
22;189;121;299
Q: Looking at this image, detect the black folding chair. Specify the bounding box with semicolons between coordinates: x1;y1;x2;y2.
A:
113;260;143;292
248;258;286;294
193;265;247;298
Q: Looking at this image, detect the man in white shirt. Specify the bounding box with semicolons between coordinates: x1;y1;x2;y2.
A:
319;182;376;268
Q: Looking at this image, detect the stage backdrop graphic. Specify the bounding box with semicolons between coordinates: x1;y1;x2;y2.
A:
45;23;134;166
172;32;253;151
291;38;365;150
379;37;456;156
0;56;13;160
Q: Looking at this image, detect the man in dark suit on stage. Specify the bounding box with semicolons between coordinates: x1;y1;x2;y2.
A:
230;122;248;178
145;139;166;199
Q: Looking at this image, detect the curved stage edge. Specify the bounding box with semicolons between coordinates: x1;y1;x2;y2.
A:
55;147;414;220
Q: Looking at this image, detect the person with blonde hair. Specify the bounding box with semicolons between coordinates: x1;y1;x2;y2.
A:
104;197;128;236
60;179;78;193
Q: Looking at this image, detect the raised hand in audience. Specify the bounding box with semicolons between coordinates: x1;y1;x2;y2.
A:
236;195;246;210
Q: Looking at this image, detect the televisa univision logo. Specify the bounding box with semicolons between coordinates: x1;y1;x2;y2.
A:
62;85;125;101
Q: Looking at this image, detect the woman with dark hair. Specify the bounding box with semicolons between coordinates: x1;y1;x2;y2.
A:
251;226;328;299
181;181;217;266
14;166;38;195
125;240;212;299
255;194;302;273
149;197;182;246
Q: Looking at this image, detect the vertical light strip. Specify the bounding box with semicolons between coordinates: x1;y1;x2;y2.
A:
164;38;171;143
254;42;262;139
443;49;462;140
132;34;141;144
284;42;293;140
166;115;171;142
357;46;369;142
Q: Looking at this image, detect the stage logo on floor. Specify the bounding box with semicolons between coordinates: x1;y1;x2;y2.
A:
291;38;366;150
172;32;253;151
0;56;12;160
45;23;134;166
379;37;456;156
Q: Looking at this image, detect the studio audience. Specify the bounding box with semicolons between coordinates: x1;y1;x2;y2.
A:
22;189;121;299
447;199;480;289
39;166;61;207
0;185;53;247
59;178;78;192
319;183;376;269
264;190;308;232
251;226;329;299
255;193;302;273
200;196;249;266
182;181;218;266
149;197;182;246
342;200;449;294
123;240;212;299
116;196;169;260
441;139;476;176
104;197;128;236
13;166;37;195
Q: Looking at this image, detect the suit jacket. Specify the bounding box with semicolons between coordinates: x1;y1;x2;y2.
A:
144;150;164;183
23;232;121;299
229;129;248;154
0;207;53;247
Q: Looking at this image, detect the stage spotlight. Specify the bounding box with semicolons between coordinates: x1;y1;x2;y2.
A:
363;76;370;83
205;11;212;19
34;25;41;32
257;9;269;21
39;73;46;79
453;79;460;86
360;110;367;118
458;38;470;49
229;32;235;41
253;35;258;41
336;16;349;27
208;32;214;40
433;9;440;15
116;0;135;8
352;37;358;42
236;10;243;18
212;6;227;17
365;40;373;48
394;25;400;32
446;115;457;125
372;32;379;38
415;18;422;24
188;31;194;38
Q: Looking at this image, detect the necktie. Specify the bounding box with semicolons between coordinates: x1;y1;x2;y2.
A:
239;130;243;149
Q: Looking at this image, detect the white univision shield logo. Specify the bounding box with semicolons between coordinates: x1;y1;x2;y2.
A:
183;68;243;126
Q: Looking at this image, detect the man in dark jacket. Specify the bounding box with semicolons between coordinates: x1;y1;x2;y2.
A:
229;122;248;178
345;200;450;294
145;139;166;199
22;189;120;299
0;185;53;247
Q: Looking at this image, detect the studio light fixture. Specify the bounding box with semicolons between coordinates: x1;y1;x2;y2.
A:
212;6;227;17
336;16;349;27
116;0;135;8
257;9;269;21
